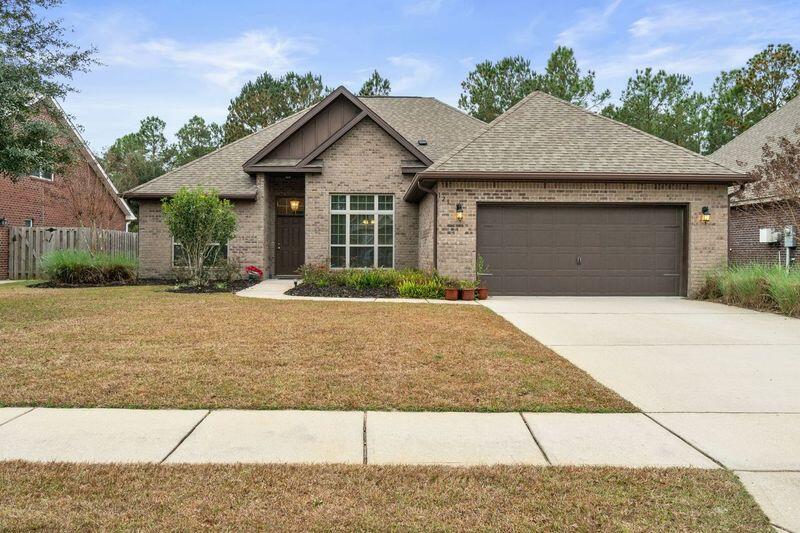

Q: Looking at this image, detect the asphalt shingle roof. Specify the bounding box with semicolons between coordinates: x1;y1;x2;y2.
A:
709;95;800;204
125;97;485;198
426;91;741;176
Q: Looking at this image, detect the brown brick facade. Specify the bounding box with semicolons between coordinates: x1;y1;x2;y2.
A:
137;186;267;279
304;118;419;269
0;151;127;279
729;203;799;265
433;181;729;296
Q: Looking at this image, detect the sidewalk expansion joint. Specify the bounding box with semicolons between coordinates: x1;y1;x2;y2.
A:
159;410;211;464
642;413;727;469
0;407;35;428
519;412;551;465
362;411;368;465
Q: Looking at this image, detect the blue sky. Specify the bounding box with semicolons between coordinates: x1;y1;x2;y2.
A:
54;0;800;151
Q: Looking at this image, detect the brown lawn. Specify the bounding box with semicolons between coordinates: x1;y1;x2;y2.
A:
0;462;769;531
0;283;633;412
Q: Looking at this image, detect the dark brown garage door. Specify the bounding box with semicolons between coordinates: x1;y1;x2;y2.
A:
476;204;685;296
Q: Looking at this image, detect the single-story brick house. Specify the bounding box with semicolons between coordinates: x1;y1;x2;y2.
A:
124;86;748;296
709;95;799;266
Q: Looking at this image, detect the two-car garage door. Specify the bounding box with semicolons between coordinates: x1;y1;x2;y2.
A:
476;204;686;296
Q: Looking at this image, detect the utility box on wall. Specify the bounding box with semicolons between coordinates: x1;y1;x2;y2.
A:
785;226;797;248
759;228;781;244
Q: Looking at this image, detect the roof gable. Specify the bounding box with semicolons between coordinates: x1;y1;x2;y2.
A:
243;86;432;173
425;91;742;178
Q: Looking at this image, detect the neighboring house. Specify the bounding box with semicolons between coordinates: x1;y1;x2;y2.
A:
124;86;747;296
709;95;800;265
0;101;136;280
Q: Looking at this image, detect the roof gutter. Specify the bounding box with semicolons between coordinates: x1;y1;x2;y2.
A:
122;191;258;200
404;171;753;202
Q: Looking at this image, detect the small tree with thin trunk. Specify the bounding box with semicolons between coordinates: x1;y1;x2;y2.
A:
736;125;800;233
162;187;237;286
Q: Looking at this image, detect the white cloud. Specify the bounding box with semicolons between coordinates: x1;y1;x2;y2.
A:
403;0;445;15
556;0;623;46
387;55;438;92
104;30;316;90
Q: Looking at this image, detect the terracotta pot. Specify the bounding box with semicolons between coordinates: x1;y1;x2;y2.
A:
461;288;475;301
444;288;459;301
477;287;489;300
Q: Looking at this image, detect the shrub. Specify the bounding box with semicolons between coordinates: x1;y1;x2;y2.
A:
297;263;458;298
162;187;237;287
41;250;137;285
397;279;445;299
698;264;800;317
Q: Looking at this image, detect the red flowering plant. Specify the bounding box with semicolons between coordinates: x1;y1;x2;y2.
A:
245;265;263;282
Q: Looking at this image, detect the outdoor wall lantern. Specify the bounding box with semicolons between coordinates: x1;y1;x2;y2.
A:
0;218;6;226
455;203;464;222
700;206;711;224
289;199;301;213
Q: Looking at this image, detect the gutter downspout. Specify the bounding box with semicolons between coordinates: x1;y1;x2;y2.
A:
417;180;438;271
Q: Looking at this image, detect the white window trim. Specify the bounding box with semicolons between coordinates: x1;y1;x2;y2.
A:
330;194;395;269
31;167;54;182
172;239;228;267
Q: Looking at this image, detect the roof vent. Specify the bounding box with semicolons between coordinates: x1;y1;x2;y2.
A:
417;138;428;146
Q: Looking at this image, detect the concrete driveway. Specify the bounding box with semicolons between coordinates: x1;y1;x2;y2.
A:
482;296;800;532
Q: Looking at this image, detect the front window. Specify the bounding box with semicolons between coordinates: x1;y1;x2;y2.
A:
172;240;228;267
330;194;394;268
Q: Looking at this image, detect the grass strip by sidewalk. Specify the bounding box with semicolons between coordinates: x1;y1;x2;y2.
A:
0;284;633;412
0;462;769;531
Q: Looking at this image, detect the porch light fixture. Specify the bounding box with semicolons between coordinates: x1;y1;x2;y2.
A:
289;199;301;213
455;203;464;222
0;218;5;226
700;206;711;224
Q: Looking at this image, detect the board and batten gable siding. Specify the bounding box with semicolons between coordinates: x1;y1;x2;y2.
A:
433;180;729;296
137;180;267;279
304;118;420;268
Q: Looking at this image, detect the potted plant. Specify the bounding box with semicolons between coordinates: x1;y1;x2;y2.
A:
444;283;459;301
476;255;490;300
459;279;478;300
245;265;264;283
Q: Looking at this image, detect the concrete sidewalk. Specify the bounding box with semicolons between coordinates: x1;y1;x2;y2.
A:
0;407;716;468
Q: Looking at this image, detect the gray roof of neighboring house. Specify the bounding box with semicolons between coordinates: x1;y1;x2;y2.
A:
709;95;800;204
124;96;486;198
424;91;741;177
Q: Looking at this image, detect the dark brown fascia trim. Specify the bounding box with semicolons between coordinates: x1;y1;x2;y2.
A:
297;110;368;166
122;191;258;200
242;86;432;174
243;165;323;174
403;171;754;202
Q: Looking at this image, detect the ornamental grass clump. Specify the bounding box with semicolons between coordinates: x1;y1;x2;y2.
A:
699;264;800;317
41;250;137;285
296;263;455;298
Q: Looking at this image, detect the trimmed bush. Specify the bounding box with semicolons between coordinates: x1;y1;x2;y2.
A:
41;250;138;285
699;264;800;317
297;264;455;298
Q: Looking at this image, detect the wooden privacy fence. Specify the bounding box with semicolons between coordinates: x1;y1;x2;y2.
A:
8;226;138;279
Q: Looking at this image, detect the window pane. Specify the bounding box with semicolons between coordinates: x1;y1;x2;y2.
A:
205;244;227;265
331;195;346;211
331;214;346;245
378;247;393;268
378;195;393;211
173;244;187;266
350;195;374;210
378;215;393;245
350;247;374;268
349;214;374;245
331;246;346;268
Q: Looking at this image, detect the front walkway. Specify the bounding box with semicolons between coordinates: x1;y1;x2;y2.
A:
481;296;800;532
0;407;715;467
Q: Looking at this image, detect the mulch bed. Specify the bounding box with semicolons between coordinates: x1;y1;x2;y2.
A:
30;279;170;289
31;278;257;294
285;283;400;298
